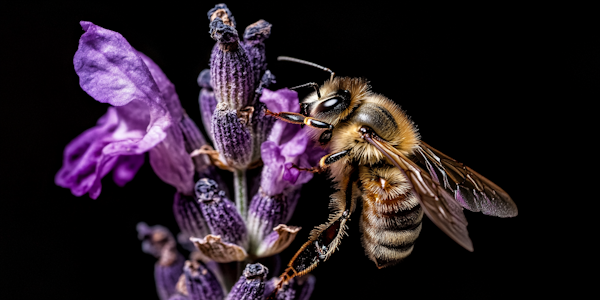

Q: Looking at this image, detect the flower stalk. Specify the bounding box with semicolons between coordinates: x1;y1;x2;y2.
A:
234;169;248;220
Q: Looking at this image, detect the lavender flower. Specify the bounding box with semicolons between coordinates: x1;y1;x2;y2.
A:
57;3;322;300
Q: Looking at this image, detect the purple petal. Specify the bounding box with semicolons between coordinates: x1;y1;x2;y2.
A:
260;141;284;166
137;51;195;195
75;21;170;155
112;154;145;186
280;131;309;158
55;107;144;199
137;51;184;121
150;126;195;195
260;88;299;115
281;163;299;184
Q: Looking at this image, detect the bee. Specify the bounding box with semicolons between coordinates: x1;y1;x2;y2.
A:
265;56;518;289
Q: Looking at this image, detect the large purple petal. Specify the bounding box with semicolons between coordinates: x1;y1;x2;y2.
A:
55;107;145;198
112;154;145;186
59;21;178;198
74;21;170;156
136;51;195;194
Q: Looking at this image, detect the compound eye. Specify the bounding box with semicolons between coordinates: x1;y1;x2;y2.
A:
314;90;351;114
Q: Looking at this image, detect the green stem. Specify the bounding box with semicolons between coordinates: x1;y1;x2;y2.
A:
234;169;247;220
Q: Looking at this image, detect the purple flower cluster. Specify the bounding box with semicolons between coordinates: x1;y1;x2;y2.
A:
55;4;324;300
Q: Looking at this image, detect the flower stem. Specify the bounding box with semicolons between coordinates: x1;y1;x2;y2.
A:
234;169;247;220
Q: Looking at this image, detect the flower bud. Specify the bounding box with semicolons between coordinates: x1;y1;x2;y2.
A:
137;222;185;300
173;193;210;242
198;69;217;141
183;260;224;300
196;179;248;249
243;20;272;85
250;101;275;164
209;12;255;110
211;107;253;169
226;263;268;300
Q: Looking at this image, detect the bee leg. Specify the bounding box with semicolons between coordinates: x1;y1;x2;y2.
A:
274;166;358;289
190;145;234;171
291;149;350;173
264;109;334;130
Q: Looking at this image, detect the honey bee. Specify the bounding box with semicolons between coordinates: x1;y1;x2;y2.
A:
265;56;518;289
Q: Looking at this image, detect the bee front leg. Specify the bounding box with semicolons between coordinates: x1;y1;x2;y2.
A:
291;149;350;173
264;109;333;130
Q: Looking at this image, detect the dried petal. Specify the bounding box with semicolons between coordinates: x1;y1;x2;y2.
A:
254;224;301;258
183;260;224;300
208;4;236;28
196;178;248;248
191;235;248;263
226;263;268;300
211;107;253;169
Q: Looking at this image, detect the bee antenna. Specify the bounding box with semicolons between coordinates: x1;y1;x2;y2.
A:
277;56;335;81
290;82;321;99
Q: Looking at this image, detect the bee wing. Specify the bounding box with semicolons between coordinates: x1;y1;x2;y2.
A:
362;134;473;251
415;141;518;218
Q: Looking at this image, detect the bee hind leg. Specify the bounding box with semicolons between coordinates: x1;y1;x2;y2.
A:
275;166;358;288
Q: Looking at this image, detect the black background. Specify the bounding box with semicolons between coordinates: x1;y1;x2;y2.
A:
2;2;596;299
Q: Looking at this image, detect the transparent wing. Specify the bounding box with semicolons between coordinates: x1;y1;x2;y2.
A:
415;141;518;218
362;132;473;251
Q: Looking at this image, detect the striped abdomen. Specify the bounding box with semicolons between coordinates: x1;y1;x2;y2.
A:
359;165;424;269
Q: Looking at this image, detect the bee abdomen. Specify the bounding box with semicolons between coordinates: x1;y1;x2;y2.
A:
360;194;424;269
